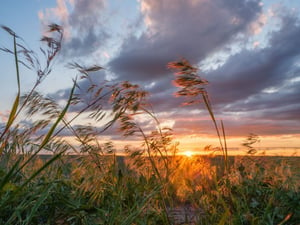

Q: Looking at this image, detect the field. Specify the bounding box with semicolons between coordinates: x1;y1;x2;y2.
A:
0;153;299;224
0;25;299;224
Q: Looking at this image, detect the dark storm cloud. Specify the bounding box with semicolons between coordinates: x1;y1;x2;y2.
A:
108;0;262;82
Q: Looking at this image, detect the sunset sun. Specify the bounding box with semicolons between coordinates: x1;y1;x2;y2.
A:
184;151;193;157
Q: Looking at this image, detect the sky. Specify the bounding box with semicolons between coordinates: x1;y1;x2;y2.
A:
0;0;300;155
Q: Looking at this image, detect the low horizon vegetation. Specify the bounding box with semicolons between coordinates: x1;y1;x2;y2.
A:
0;24;299;224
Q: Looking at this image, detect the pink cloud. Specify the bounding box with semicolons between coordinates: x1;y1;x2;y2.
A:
38;0;72;39
0;110;10;123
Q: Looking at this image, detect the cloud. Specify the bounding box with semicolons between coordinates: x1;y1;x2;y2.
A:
207;12;300;111
39;0;110;57
48;69;111;113
0;110;9;123
46;0;300;142
108;0;262;82
110;1;300;139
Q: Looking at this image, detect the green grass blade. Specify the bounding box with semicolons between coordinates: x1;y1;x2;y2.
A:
13;35;21;93
121;185;162;225
4;96;19;132
5;34;21;129
0;157;22;191
221;120;228;172
23;185;53;225
217;208;230;225
0;95;20;155
14;80;77;183
39;80;76;150
0;35;21;153
202;93;224;150
202;94;220;138
20;152;64;189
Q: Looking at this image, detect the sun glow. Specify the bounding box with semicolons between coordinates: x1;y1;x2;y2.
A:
184;151;193;157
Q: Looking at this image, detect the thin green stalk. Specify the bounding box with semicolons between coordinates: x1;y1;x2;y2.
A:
137;126;171;225
202;93;224;152
202;92;228;174
0;35;21;153
14;80;77;182
0;157;22;191
53;88;114;137
120;185;162;225
11;184;53;225
138;126;163;184
13;35;20;94
141;106;170;178
168;58;228;173
20;152;64;189
221;120;228;172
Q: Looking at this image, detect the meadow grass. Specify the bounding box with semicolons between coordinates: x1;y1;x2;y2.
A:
0;25;299;224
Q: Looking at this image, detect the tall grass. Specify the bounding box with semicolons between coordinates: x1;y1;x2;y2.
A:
167;58;228;174
0;25;299;225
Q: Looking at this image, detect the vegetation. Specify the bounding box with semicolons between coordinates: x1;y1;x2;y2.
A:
0;24;299;225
